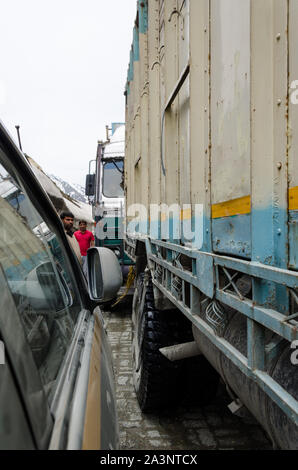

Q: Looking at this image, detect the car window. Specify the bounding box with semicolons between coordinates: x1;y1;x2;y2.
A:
0;158;82;400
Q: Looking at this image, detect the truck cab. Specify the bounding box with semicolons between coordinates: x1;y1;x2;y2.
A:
86;123;132;277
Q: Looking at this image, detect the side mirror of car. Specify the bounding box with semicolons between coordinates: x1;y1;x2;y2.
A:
85;174;95;196
87;247;123;302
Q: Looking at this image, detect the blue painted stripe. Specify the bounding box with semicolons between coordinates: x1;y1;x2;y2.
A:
212;213;251;259
133;26;140;62
128;48;134;82
133;215;205;249
126;0;147;89
138;0;148;34
127;204;298;273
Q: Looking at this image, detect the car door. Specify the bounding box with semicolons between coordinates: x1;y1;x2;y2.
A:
0;122;119;450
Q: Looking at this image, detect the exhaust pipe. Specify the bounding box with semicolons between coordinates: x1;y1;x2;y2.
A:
159;341;201;362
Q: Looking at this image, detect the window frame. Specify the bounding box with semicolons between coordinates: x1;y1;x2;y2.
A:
102;157;124;198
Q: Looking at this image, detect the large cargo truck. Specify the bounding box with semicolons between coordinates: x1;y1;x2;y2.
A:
124;0;298;449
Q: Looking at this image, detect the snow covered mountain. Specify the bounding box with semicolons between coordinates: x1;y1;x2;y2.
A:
49;174;89;204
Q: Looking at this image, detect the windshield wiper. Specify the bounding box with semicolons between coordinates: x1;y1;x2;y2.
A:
111;160;124;175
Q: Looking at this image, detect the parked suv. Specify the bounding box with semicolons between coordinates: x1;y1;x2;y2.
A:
0;121;121;450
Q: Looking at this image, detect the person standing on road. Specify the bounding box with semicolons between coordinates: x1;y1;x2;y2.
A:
60;211;82;265
74;220;95;277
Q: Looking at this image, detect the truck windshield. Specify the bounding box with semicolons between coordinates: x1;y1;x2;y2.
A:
103;160;124;198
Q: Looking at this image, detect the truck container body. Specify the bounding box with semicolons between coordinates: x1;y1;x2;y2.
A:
124;0;298;449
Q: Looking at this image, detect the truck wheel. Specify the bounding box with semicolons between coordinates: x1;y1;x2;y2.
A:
132;273;182;412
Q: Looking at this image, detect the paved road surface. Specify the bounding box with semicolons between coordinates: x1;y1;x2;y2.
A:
103;307;271;451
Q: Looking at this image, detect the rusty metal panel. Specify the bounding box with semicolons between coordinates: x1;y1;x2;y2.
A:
178;0;190;207
210;0;251;258
178;0;189;76
288;0;298;270
210;0;251;205
250;0;289;316
138;14;149;218
159;0;166;107
148;0;161;207
189;0;211;252
163;0;179;208
289;0;298;190
251;0;288;270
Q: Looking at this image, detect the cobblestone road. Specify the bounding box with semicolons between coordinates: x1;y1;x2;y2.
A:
103;307;271;451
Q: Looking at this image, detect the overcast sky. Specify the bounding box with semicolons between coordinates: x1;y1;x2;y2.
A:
0;0;137;186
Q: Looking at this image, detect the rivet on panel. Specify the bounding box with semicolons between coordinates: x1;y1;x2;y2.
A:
276;33;281;41
277;99;282;106
277;229;282;236
277;162;282;170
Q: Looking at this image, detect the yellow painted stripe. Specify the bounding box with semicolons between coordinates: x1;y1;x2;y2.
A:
211;187;298;218
82;314;101;450
212;196;251;219
289;186;298;211
180;208;192;220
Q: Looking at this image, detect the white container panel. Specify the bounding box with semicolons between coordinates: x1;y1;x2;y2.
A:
210;0;251;205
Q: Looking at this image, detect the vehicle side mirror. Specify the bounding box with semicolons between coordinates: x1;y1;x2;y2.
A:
85;174;95;196
87;247;123;302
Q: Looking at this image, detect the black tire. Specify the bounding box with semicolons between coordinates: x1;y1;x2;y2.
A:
132;273;183;413
132;272;220;411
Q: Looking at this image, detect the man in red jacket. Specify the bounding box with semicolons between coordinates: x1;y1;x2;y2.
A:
74;220;95;277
